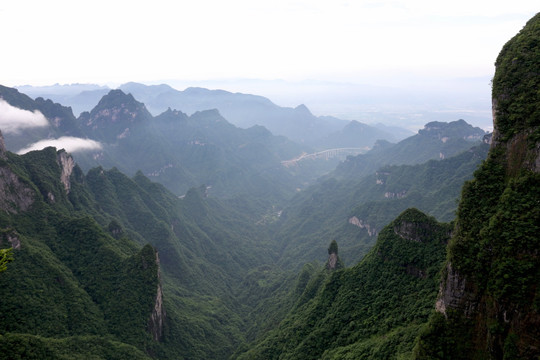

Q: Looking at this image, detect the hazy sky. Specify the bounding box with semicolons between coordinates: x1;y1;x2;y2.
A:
1;1;537;88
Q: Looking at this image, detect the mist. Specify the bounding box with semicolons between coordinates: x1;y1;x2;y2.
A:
0;99;49;133
17;136;102;155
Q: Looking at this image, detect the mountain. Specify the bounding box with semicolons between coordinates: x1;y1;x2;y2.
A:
236;209;451;359
2;13;537;359
1;87;312;201
0;136;302;359
0;141;163;358
414;13;540;359
118;82;350;144
274;140;488;268
74;89;308;199
13;82;407;148
0;85;83;151
335;119;486;179
78;89;153;143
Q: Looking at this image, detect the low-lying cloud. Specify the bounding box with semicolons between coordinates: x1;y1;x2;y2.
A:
17;137;103;155
0;99;49;133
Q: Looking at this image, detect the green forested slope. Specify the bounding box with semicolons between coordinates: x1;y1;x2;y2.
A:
275;142;488;268
0;147;161;357
0;142;290;359
414;13;540;359
236;209;451;359
335;119;485;179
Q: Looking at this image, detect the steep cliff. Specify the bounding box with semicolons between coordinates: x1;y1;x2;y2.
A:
0;132;36;213
414;13;540;359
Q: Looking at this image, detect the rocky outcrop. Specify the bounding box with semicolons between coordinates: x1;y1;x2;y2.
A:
327;253;338;270
326;240;343;270
0;131;7;160
384;190;407;199
393;220;430;243
0;166;35;214
148;251;166;342
348;216;377;237
0;229;22;250
435;263;477;317
57;151;74;194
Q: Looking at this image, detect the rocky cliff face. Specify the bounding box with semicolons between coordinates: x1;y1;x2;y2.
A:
57;150;74;194
415;13;540;360
148;251;166;342
326;240;343;270
0;132;35;213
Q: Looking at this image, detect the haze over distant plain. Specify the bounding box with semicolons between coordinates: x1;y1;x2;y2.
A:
1;1;538;131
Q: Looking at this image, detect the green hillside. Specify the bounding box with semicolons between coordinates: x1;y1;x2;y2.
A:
0;141;285;359
236;209;451;359
414;13;540;359
275;142;488;268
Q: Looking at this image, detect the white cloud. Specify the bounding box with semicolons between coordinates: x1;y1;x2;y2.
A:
17;137;102;155
0;99;49;134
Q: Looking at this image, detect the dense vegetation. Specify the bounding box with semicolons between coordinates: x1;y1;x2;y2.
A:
235;209;451;359
275;141;488;268
414;13;540;359
0;145;288;359
2;13;538;358
0;84;492;359
335;119;485;179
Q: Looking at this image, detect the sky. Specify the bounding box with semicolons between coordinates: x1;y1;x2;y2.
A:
0;1;538;131
1;0;537;86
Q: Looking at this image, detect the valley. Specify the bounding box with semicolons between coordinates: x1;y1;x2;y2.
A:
0;12;539;360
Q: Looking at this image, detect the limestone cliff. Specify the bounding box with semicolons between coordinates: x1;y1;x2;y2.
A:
148;251;166;342
0;132;35;213
57;150;75;194
415;13;540;359
326;240;343;270
0;130;7;160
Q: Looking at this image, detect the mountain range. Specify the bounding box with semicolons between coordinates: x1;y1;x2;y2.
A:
0;12;538;360
16;82;413;146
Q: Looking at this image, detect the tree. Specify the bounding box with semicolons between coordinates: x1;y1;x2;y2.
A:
0;248;13;273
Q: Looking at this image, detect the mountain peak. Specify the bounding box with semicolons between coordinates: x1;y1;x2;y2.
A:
79;89;153;142
418;119;485;141
294;104;312;115
98;89;136;105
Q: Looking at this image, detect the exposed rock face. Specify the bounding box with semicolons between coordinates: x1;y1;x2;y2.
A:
393;220;435;243
435;263;476;317
0;166;35;213
148;251;166;342
384;190;407;199
0;131;7;160
7;232;21;250
348;216;377;237
57;151;74;194
0;230;22;250
326;240;343;270
327;253;338;270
